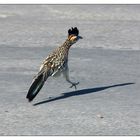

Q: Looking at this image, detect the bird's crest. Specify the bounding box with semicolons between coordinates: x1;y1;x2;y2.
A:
68;27;79;37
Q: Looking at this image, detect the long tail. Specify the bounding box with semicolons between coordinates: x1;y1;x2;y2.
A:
26;72;46;102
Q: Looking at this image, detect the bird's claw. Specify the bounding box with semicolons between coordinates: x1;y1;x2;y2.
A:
69;82;79;89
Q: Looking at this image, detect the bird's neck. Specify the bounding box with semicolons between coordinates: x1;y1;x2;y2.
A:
62;38;73;50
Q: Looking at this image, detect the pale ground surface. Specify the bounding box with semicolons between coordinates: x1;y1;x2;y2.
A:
0;5;140;135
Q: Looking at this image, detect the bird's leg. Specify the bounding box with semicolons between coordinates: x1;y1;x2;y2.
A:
63;68;79;89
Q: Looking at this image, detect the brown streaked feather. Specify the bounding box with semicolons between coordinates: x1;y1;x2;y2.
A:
27;27;81;102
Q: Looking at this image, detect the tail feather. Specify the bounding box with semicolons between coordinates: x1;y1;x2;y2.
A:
26;73;45;102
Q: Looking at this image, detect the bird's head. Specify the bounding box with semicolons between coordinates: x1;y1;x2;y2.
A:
68;27;83;44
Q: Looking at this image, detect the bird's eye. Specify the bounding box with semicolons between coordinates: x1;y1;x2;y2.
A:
70;36;77;41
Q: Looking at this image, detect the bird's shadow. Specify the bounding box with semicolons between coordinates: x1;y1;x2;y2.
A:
33;82;135;106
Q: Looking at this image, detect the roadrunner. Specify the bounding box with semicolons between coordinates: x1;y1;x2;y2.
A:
26;27;83;102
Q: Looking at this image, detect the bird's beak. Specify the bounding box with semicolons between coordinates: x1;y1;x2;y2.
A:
78;36;83;39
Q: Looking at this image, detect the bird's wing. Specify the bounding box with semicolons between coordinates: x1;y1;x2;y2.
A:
39;51;68;77
51;58;68;77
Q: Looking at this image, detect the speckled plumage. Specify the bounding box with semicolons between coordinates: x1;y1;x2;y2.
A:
26;27;83;102
39;38;71;77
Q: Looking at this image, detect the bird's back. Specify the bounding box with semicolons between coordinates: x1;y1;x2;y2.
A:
40;43;69;77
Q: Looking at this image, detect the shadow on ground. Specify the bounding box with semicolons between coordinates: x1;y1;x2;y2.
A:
33;82;134;106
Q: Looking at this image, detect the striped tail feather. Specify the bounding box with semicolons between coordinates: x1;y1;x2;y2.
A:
26;72;46;102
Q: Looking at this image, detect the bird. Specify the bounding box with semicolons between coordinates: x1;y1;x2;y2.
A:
26;27;83;102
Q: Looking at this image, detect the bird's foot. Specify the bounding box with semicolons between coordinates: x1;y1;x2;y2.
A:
69;82;79;90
